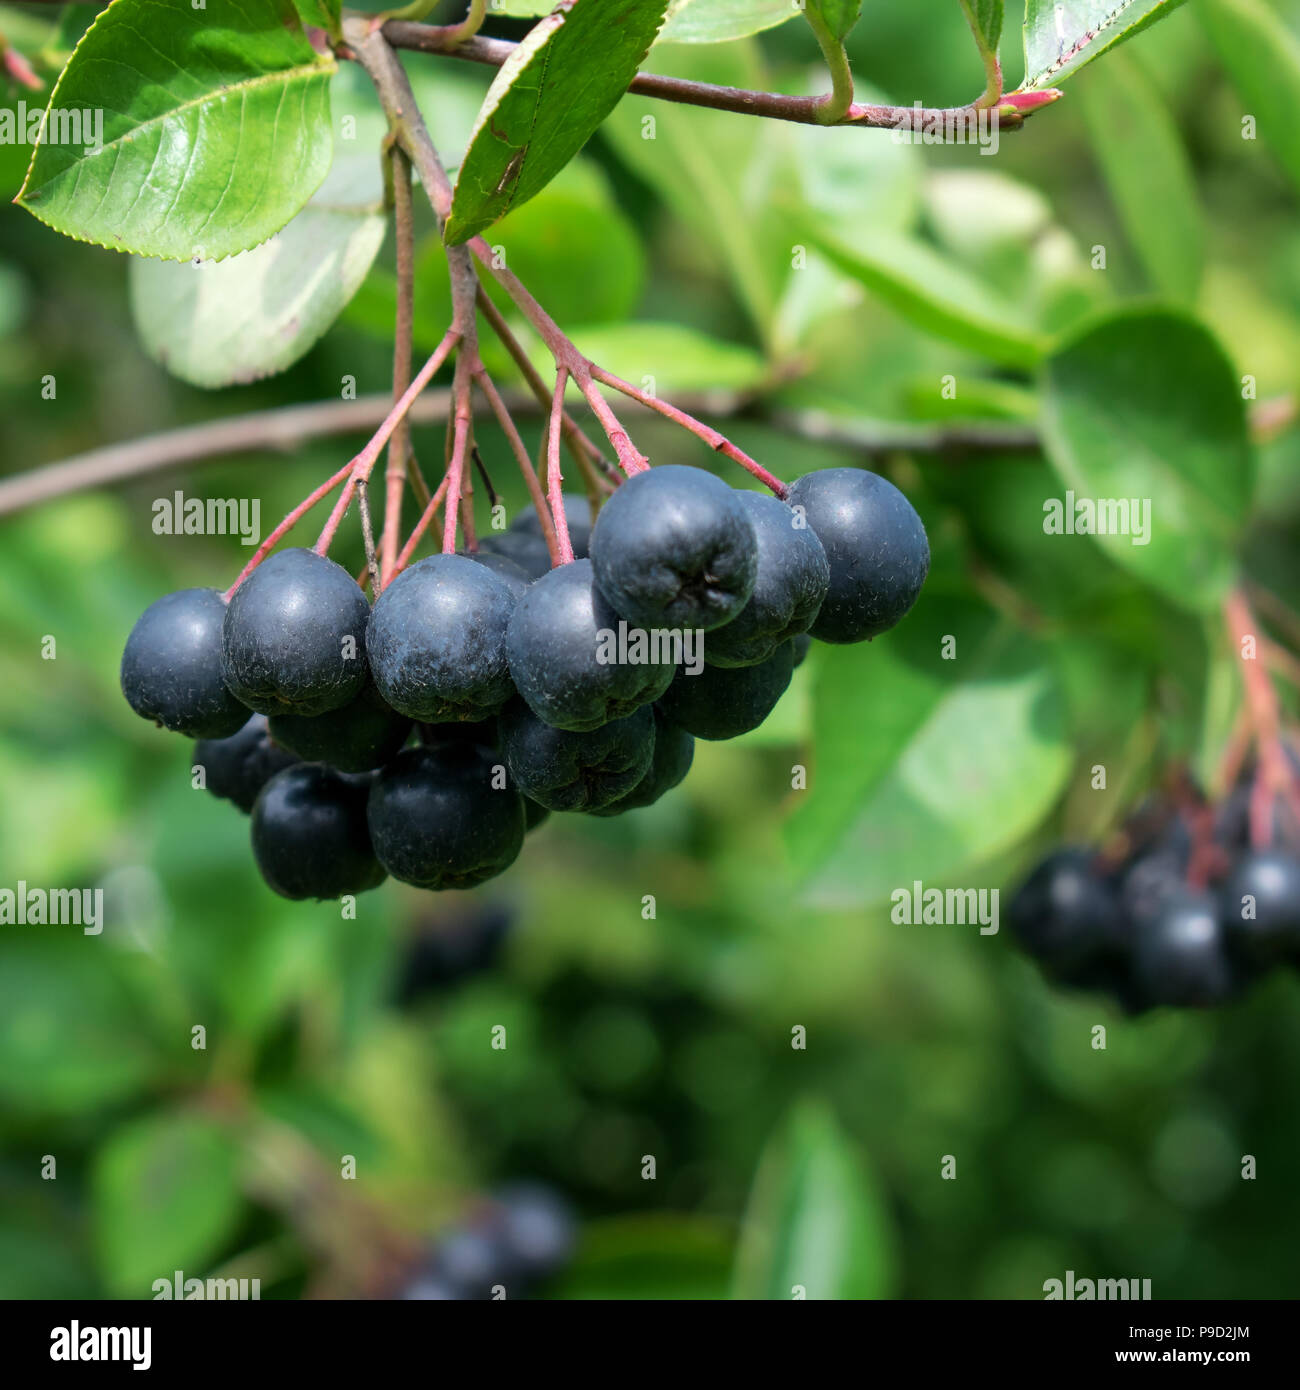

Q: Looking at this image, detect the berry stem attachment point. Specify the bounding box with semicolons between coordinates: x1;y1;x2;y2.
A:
393;474;451;575
224;460;354;600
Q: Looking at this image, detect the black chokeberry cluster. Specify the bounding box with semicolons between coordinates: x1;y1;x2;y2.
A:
1008;771;1300;1012
395;1183;575;1300
121;465;929;902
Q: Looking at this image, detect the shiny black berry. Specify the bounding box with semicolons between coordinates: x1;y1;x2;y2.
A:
194;714;298;813
251;763;385;901
121;587;249;738
222;549;370;717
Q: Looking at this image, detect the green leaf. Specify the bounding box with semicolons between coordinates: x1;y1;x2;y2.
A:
291;0;341;39
489;1;558;15
1078;49;1202;304
554;1215;735;1299
1022;0;1190;90
128;188;386;387
805;0;862;45
0;946;159;1118
659;0;800;44
93;1112;243;1296
801;224;1049;366
546;321;767;394
732;1101;896;1300
1200;0;1300;194
810;628;1073;905
962;0;1005;54
17;0;335;262
786;594;995;879
1040;307;1253;612
445;0;671;246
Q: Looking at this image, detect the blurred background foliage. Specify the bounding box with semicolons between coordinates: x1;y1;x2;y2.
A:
0;0;1299;1299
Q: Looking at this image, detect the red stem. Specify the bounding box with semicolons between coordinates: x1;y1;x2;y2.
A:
588;364;788;496
547;368;575;565
472;368;560;565
393;475;451;575
1224;588;1300;847
224;460;353;599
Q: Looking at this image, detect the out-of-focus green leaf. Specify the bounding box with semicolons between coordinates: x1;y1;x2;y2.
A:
810;628;1073;906
1200;0;1300;194
445;0;670;245
1022;0;1191;90
555;1214;734;1299
545;321;767;394
732;1101;896;1300
802;224;1049;366
17;0;335;261
1079;49;1202;303
92;1112;243;1297
659;0;800;44
786;593;997;880
602;41;786;347
0;946;160;1118
482;160;645;327
1040;307;1253;612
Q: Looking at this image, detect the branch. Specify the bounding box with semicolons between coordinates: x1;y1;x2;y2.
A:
377;21;1047;131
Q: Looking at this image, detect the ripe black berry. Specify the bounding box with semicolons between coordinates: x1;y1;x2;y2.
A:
251;763;386;901
589;465;757;631
1008;848;1121;975
121;587;249;738
500;701;655;811
787;468;929;642
1118;834;1189;929
657;639;794;741
430;1227;504;1300
222;549;370;716
493;1183;575;1281
367;743;525;890
511;492;593;559
506;558;674;732
194;714;298;813
479;529;552;580
592;708;694;816
367;554;518;723
268;680;412;773
466;548;533;599
704;492;829;668
1219;850;1300;964
1131;888;1238;1008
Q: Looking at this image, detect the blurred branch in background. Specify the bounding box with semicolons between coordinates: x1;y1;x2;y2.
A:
4;389;1293;519
0;389;1045;517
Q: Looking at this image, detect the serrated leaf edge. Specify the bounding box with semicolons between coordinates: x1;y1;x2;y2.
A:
15;0;337;263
